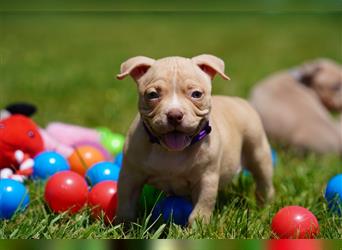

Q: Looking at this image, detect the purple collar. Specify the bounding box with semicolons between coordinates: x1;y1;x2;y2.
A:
143;121;212;147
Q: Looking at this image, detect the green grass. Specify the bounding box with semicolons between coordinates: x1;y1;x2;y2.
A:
0;11;341;239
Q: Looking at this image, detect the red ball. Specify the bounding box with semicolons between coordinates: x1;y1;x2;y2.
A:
44;171;88;214
88;181;118;223
271;206;319;239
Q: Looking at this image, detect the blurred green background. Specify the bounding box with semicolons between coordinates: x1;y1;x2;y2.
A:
0;9;340;133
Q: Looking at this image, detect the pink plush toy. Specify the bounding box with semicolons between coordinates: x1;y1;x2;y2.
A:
43;122;111;159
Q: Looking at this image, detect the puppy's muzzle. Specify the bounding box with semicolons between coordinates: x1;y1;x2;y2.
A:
167;108;184;126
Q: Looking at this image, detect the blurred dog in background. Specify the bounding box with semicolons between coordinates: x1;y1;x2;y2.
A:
250;58;342;155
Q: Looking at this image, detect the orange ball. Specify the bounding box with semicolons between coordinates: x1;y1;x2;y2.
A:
68;146;105;176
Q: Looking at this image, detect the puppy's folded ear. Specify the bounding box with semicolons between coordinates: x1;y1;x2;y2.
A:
297;59;324;86
117;56;155;81
192;54;230;80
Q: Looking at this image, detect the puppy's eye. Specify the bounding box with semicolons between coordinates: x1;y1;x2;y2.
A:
146;91;160;100
191;91;203;99
27;131;35;138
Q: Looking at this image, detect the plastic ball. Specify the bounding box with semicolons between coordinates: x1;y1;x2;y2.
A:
139;184;165;212
33;151;70;179
73;141;112;161
152;196;193;226
242;148;277;176
99;129;125;156
44;171;88;214
88;181;118;223
85;162;121;186
68;146;106;176
114;152;123;168
325;174;342;215
271;149;277;165
0;179;30;219
271;206;319;239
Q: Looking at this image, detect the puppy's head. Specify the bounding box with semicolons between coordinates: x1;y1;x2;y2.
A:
298;58;342;111
117;54;230;151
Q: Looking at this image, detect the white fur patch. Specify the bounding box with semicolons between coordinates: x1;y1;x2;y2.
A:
167;70;182;110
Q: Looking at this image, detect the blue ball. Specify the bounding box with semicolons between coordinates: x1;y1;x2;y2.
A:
271;149;277;166
85;161;121;186
152;196;193;226
242;148;277;176
114;152;123;168
33;151;70;179
325;174;342;215
0;179;30;219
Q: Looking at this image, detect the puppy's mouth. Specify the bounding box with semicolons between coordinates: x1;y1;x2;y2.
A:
161;131;192;151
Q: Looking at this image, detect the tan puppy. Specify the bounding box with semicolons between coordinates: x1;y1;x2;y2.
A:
116;55;274;225
250;59;342;154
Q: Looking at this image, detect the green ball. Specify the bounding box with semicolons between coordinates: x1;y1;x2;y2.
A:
139;184;165;212
97;128;125;155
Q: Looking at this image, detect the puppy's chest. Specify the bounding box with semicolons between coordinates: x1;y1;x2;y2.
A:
141;150;201;196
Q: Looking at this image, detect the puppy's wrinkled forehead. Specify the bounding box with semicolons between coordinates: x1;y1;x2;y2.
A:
117;54;230;85
142;57;211;87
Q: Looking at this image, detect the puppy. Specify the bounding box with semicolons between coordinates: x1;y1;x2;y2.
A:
250;58;342;154
116;54;274;225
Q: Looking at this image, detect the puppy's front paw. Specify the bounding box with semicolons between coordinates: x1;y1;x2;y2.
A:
188;209;211;226
114;210;136;225
256;184;275;206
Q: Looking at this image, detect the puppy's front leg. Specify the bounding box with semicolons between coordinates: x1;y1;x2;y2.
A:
188;171;219;225
116;163;145;224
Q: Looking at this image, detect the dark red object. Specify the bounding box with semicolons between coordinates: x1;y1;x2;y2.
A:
0;115;43;169
44;171;88;214
88;181;118;223
271;206;320;239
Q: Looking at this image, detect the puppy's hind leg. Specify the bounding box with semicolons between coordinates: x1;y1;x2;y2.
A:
242;132;275;205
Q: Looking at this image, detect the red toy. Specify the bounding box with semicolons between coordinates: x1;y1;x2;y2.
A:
0;115;44;180
44;171;88;214
271;206;320;239
88;181;118;223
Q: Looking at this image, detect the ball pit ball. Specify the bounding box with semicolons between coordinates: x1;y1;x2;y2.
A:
325;174;342;215
85;162;121;186
271;149;277;165
139;184;165;212
33;151;70;179
0;179;30;219
68;145;106;176
88;181;118;223
114;152;123;168
152;196;193;226
271;206;319;239
101;132;125;155
44;171;88;214
73;140;112;161
243;148;277;176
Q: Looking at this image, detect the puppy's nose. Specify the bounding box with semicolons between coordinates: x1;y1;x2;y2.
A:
167;109;184;126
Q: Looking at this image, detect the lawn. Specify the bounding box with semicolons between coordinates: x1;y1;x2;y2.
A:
0;10;341;239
